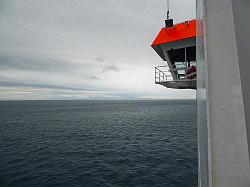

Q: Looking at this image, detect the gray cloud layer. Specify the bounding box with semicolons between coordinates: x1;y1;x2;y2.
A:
0;0;196;100
0;54;80;72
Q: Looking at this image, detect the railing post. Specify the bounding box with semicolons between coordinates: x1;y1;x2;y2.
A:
155;67;156;83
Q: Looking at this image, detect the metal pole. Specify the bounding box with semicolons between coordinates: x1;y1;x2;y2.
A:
185;48;187;77
167;0;170;19
155;67;156;83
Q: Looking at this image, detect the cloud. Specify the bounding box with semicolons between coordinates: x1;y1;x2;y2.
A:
95;56;107;63
0;54;80;73
0;81;95;91
95;56;119;72
102;63;119;72
83;73;99;80
0;0;196;100
0;82;139;100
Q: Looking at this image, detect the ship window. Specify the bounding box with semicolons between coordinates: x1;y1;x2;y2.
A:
167;46;196;62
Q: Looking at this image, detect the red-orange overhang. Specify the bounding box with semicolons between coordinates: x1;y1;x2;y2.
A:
151;19;196;47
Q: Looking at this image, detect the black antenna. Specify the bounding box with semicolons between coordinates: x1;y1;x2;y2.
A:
167;0;170;19
165;0;173;28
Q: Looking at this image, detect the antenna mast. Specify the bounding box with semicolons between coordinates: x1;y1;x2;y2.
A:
165;0;173;27
167;0;170;19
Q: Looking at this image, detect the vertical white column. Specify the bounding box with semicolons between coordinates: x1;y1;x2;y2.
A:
231;0;250;158
197;0;250;186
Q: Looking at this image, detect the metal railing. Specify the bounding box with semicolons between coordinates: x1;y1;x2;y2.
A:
155;65;172;83
155;62;197;84
168;61;196;73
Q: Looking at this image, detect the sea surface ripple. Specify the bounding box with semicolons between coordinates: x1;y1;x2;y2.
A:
0;100;197;187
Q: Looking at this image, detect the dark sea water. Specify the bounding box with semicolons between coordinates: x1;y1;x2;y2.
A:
0;100;197;187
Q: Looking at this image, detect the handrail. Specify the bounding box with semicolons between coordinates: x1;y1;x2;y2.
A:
155;63;197;84
155;66;172;83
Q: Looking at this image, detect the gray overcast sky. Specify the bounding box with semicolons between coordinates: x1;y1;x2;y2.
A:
0;0;196;100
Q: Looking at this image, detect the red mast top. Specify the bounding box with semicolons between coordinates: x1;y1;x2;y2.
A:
151;19;196;47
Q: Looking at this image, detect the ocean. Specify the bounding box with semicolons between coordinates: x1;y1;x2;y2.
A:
0;100;197;187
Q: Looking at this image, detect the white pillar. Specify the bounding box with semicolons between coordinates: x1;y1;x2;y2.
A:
197;0;250;186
